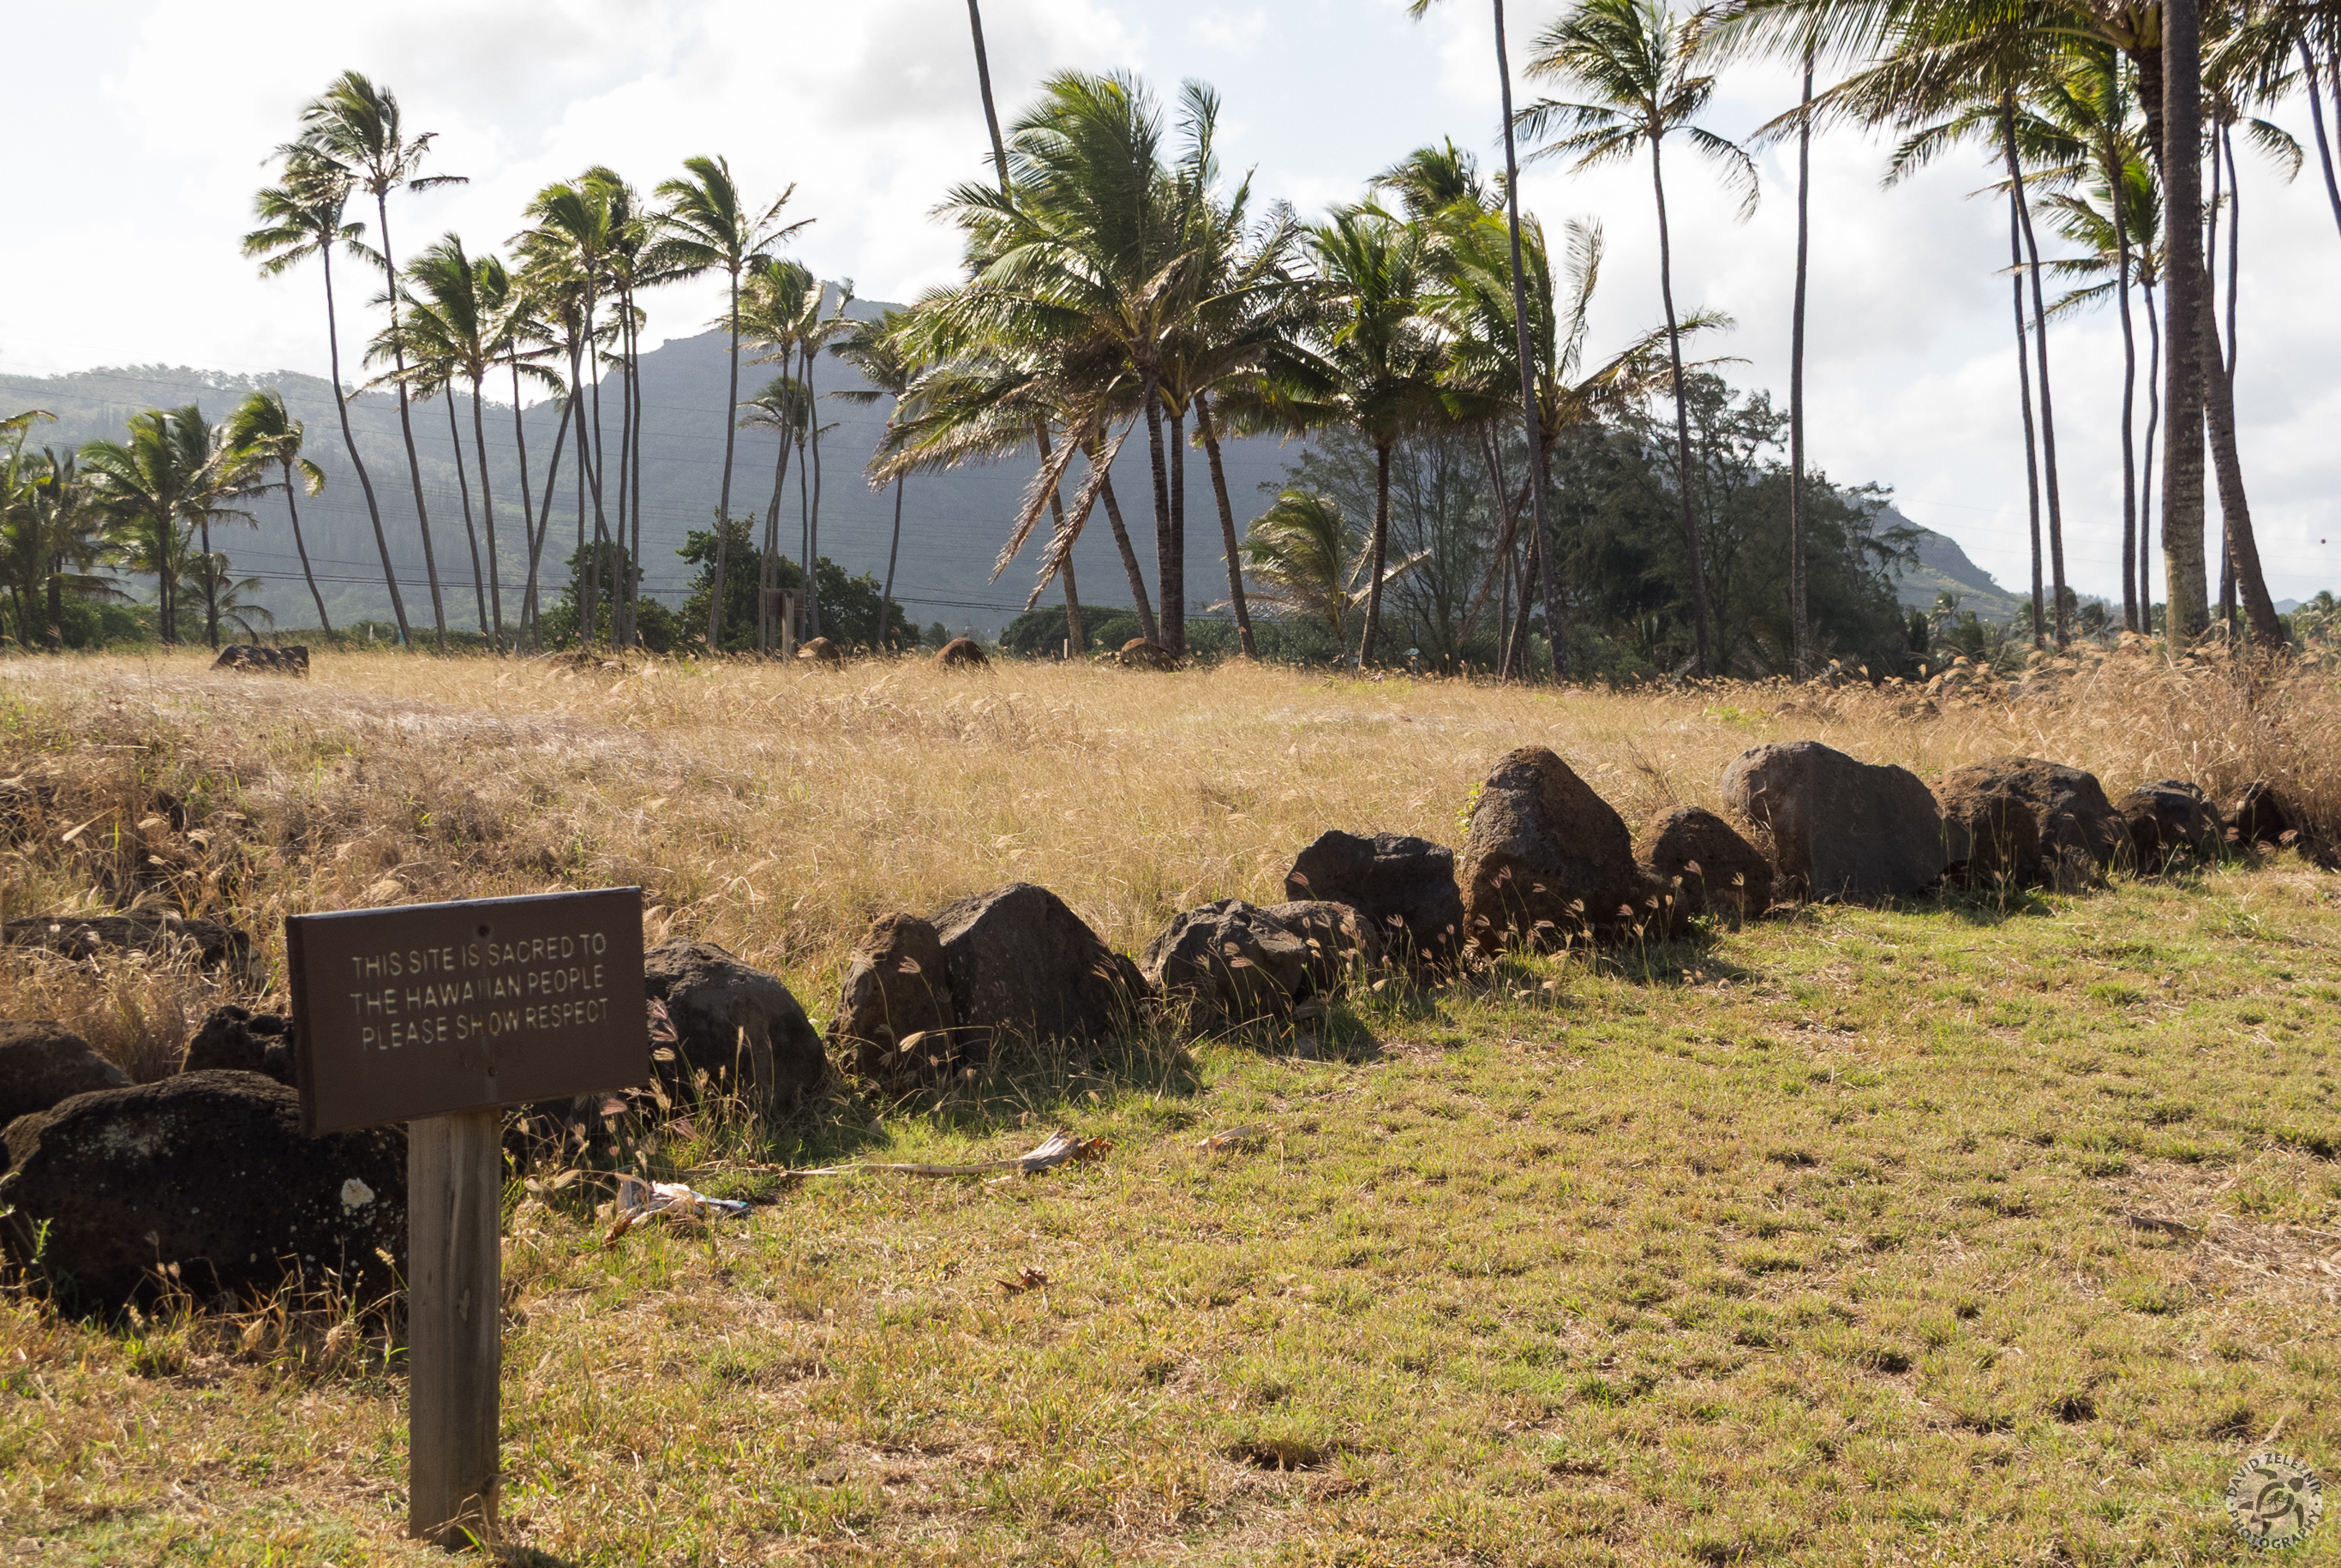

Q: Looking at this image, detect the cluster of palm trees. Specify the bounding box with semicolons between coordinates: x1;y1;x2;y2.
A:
1705;0;2334;655
241;70;838;653
885;0;2326;678
0;393;325;649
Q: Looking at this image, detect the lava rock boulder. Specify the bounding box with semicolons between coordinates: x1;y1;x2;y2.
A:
643;940;827;1109
933;637;989;668
828;913;959;1093
0;1071;405;1309
182;1005;296;1087
2118;780;2225;867
1721;740;1961;902
1458;748;1677;949
1937;757;2125;889
1;911;251;973
0;1021;127;1136
213;644;308;675
1635;807;1775;922
1284;830;1465;969
1141;898;1381;1026
929;883;1147;1052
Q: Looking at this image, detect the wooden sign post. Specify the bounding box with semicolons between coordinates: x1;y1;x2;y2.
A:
287;888;648;1549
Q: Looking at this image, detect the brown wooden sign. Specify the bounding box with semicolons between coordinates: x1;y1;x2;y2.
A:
287;887;648;1136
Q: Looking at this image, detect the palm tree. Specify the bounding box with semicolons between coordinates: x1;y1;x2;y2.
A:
1405;0;1563;676
520;178;620;648
830;309;925;649
1297;206;1448;665
295;70;469;649
739;375;811;653
395;236;523;644
368;253;488;638
177;554;275;641
650;157;808;652
1518;0;1758;676
83;407;245;644
932;73;1202;652
242;151;410;639
1237;488;1425;651
1;422;121;649
225;390;333;634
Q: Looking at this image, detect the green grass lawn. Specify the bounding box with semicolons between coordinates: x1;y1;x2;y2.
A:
5;858;2338;1565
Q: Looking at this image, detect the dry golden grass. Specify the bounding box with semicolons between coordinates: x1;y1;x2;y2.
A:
0;641;2330;1038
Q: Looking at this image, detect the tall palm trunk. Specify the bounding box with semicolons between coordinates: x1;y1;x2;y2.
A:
1063;552;1086;654
2003;100;2069;647
320;247;408;640
705;266;744;651
2304;45;2341;237
508;360;538;643
2140;279;2161;625
281;458;333;633
1788;54;1814;674
198;509;218;649
881;476;906;650
1093;435;1159;644
1457;426;1524;661
614;320;634;648
1143;368;1181;655
1359;442;1393;665
2208;121;2233;630
1493;0;1566;678
469;374;502;645
2008;189;2046;646
2199;135;2285;651
1509;525;1540;679
629;308;646;649
967;0;1010;185
1651;136;1712;676
1195;392;1255;656
582;296;613;649
2110;127;2140;634
1035;421;1076;650
805;339;824;640
759;424;792;655
524;392;575;642
443;392;488;636
1169;403;1189;649
2159;0;2211;642
374;189;447;649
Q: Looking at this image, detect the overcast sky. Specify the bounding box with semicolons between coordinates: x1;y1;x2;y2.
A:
3;0;2335;601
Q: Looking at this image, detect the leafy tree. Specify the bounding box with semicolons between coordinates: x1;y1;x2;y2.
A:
81;406;248;646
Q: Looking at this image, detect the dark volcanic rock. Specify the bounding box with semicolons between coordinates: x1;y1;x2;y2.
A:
2226;781;2299;849
1118;638;1177;670
1458;748;1678;949
0;1071;405;1309
2117;780;2224;867
1284;830;1465;968
1141;898;1381;1026
213;644;308;675
1635;807;1775;921
930;883;1147;1050
1721;740;1960;902
828;913;960;1092
1;911;250;973
182;1006;296;1087
0;1021;127;1134
1937;757;2125;889
643;941;827;1108
932;637;989;668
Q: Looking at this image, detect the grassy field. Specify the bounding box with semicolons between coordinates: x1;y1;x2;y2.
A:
0;648;2337;1565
